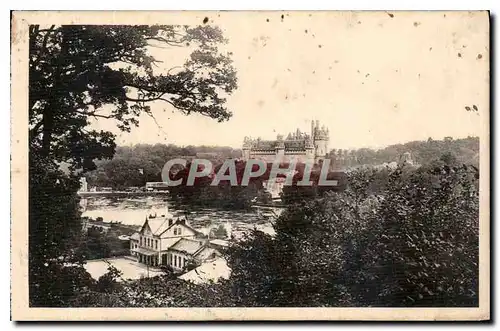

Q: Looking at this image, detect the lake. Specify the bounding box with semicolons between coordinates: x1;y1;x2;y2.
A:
81;196;277;239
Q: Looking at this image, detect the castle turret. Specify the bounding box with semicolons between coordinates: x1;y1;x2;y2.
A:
313;120;329;163
275;134;285;158
305;135;315;160
242;136;252;160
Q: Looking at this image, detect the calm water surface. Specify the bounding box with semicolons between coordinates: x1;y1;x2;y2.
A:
81;196;277;239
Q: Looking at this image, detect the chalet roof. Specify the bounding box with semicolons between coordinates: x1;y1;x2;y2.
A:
193;246;220;261
130;233;140;241
178;257;230;285
159;219;203;237
147;217;172;235
169;238;205;255
140;214;203;238
209;239;229;247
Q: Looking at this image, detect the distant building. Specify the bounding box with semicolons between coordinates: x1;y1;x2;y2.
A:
369;151;417;170
264;176;286;199
78;177;88;192
399;151;416;166
145;182;170;191
242;120;329;163
82;218;111;234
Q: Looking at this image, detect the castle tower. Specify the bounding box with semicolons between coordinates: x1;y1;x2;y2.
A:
242;136;252;161
305;135;315;160
275;134;285;159
313;120;329;163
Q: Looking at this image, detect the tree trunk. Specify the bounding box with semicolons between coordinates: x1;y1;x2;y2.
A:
41;103;53;156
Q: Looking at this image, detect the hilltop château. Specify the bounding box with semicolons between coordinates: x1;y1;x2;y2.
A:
242;120;329;163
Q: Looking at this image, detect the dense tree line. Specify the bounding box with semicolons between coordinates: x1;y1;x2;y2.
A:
329;136;479;168
86;144;241;189
75;223;132;260
168;160;345;209
84;136;478;190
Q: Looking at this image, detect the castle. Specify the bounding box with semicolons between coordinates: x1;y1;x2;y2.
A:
242;120;329;163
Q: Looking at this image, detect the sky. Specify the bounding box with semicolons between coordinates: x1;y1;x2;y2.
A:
90;11;489;150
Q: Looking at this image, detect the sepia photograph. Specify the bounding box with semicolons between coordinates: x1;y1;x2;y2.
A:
10;10;490;321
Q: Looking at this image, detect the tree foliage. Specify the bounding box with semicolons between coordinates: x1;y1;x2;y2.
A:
210;224;229;239
85;144;241;189
67;157;479;308
30;24;237;169
29;24;237;306
224;160;479;307
329;136;479;169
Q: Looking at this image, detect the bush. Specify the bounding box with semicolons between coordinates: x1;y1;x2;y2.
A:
209;224;229;239
225;161;479;307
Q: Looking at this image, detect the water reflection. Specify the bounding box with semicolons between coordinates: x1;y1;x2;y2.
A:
82;196;277;239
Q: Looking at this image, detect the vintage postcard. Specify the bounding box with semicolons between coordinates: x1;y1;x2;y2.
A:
11;11;490;321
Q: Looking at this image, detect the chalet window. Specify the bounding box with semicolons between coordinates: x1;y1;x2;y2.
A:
174;255;177;267
155;240;158;249
140;237;142;246
178;228;182;235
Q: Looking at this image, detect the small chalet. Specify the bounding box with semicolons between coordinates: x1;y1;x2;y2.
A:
129;207;219;270
167;238;221;271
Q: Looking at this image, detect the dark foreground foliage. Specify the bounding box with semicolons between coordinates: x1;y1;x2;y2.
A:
28;23;237;306
226;161;479;307
67;159;479;307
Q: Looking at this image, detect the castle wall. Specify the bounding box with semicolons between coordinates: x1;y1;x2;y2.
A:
247;151;313;163
242;120;329;164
